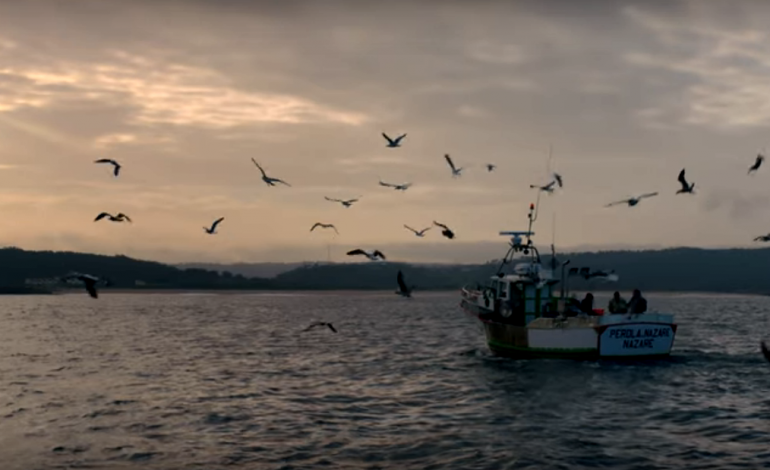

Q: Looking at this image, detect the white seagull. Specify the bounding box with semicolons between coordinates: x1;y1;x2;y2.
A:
310;222;339;235
530;180;556;194
325;196;360;208
382;132;407;148
396;270;415;298
676;169;695;194
303;322;337;333
444;154;463;177
94;158;121;177
94;212;132;223
749;154;765;174
404;224;431;237
346;249;386;261
251;158;290;187
62;273;104;299
605;192;659;208
204;217;225;234
553;172;563;188
379;180;412;191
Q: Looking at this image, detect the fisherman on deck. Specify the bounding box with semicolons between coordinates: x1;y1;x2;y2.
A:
608;291;628;314
580;293;595;315
628;289;647;314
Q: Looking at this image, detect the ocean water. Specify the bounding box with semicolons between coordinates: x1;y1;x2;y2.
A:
1;291;770;470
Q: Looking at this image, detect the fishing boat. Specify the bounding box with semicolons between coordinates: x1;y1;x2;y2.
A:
460;203;677;359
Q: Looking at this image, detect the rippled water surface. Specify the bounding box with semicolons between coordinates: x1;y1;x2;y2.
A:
2;291;770;469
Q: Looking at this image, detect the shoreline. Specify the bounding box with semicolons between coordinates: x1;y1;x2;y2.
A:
31;288;770;297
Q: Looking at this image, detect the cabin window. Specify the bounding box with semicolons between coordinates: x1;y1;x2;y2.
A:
524;285;536;313
498;282;508;299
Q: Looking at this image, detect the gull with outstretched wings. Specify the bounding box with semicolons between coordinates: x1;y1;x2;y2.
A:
251;158;290;187
310;222;339;235
676;169;695;194
444;154;463;177
94;158;121;177
204;217;224;234
605;193;659;208
346;249;386;261
325;196;359;208
404;225;431;237
382;132;407;148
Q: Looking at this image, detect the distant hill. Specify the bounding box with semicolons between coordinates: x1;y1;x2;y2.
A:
175;262;307;278
0;247;273;290
4;245;770;295
271;247;770;294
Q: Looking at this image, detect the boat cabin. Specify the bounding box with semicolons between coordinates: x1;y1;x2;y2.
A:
482;263;561;326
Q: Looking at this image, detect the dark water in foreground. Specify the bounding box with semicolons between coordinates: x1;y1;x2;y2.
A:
1;292;770;470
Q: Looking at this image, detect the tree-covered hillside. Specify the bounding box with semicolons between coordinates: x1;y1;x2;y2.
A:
0;247;273;289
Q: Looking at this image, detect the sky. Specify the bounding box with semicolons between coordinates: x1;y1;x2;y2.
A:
1;0;770;264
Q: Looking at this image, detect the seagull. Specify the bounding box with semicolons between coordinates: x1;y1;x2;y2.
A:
753;234;770;242
404;224;431;237
379;180;412;191
203;217;224;234
433;221;455;239
396;270;415;298
303;322;337;333
325;196;360;208
62;273;103;299
444;154;463;177
762;341;770;363
749;154;764;174
94;158;121;177
676;169;695;194
553;172;563;188
530;180;556;194
346;249;386;261
251;158;290;187
486;164;496;172
382;132;407;148
94;212;132;223
310;222;339;234
605;193;659;207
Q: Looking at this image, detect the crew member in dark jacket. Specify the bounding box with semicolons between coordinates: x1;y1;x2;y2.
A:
580;293;595;315
628;289;647;314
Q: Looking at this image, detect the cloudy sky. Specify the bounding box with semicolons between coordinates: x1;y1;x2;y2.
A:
1;0;769;264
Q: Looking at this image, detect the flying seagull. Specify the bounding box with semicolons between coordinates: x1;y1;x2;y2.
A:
379;180;412;191
203;217;224;234
486;164;496;172
382;132;407;148
396;270;415;298
94;212;131;223
310;222;339;234
762;341;770;363
251;158;290;187
94;158;121;177
433;221;455;239
444;154;463;177
749;154;764;174
325;196;360;208
530;180;556;194
346;249;386;261
605;193;659;208
754;234;770;242
676;169;695;194
303;322;337;333
62;273;104;299
404;224;431;237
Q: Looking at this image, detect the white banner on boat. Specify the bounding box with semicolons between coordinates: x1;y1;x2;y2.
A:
598;323;675;357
